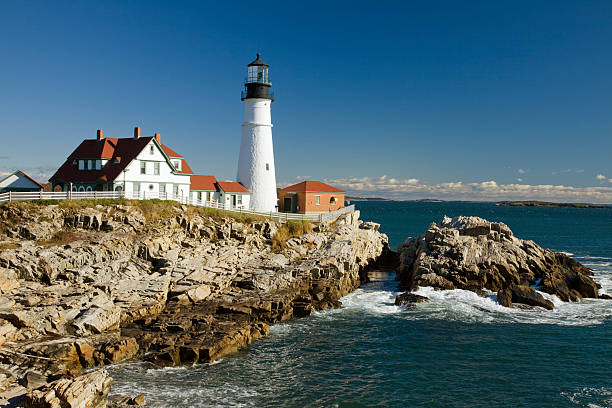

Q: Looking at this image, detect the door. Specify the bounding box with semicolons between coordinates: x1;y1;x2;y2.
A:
232;194;237;208
283;197;292;212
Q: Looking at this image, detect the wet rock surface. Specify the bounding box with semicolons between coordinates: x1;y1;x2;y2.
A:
397;216;603;309
0;202;391;404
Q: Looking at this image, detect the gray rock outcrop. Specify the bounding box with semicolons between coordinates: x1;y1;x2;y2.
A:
397;216;602;308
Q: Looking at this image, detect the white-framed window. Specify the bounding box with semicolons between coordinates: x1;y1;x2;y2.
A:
173;160;181;171
134;182;140;193
237;195;243;205
114;185;123;192
266;163;269;171
174;185;179;195
154;162;160;175
140;161;146;174
197;192;202;202
150;145;154;155
160;184;166;194
89;160;94;170
72;186;77;192
96;160;101;170
315;195;321;205
78;160;84;170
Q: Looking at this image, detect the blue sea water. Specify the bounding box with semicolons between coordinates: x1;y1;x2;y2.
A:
108;202;612;407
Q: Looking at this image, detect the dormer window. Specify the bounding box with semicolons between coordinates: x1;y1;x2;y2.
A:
173;160;181;171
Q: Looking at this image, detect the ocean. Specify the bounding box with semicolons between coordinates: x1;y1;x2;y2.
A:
108;201;612;407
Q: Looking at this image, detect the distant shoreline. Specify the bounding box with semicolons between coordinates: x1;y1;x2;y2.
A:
496;200;609;208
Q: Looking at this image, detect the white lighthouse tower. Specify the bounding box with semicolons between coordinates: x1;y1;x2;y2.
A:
237;53;278;212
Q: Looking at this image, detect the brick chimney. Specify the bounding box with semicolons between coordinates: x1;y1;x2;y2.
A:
97;129;103;140
134;127;140;139
154;133;161;143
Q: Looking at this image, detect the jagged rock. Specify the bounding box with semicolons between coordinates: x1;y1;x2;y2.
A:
510;285;554;310
397;216;599;309
23;369;112;408
497;289;513;308
394;292;429;306
359;221;380;231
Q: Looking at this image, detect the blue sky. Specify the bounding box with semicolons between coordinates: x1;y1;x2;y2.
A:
1;1;611;202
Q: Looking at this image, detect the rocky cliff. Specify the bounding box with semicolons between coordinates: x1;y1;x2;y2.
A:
0;201;390;407
397;216;603;309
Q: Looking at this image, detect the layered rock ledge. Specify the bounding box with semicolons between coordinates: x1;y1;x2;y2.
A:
397;216;603;309
0;201;391;406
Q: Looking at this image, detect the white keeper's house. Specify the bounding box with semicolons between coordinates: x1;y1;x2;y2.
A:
49;127;251;209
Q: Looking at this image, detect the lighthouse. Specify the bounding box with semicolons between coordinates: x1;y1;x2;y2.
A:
237;53;278;212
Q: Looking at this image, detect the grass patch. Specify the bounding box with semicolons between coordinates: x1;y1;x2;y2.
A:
36;230;85;247
272;220;312;251
0;242;20;250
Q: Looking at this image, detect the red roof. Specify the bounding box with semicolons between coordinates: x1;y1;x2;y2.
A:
162;144;193;174
190;175;217;191
49;137;193;183
216;181;250;193
280;180;344;193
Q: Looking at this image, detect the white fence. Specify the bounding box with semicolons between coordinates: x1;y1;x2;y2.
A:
0;190;355;224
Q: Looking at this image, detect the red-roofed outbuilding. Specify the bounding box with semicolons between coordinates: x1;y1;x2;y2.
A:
278;180;345;214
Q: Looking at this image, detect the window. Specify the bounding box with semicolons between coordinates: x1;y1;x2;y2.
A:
140;161;146;174
330;196;336;205
160;184;166;194
173;160;180;171
86;186;93;192
78;160;84;170
197;192;202;202
206;191;211;202
174;185;179;195
78;186;85;192
237;195;243;205
96;160;101;170
266;163;269;171
150;145;154;155
315;195;321;205
72;186;77;192
89;160;94;170
134;182;140;193
154;162;160;175
114;185;123;192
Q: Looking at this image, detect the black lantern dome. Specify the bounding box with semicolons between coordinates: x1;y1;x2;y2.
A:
242;53;274;101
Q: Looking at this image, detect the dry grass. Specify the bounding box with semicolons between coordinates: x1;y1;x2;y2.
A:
36;230;85;247
5;198;269;226
272;220;312;251
0;242;20;250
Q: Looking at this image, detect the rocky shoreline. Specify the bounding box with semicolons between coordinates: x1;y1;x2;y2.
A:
396;216;608;309
0;201;392;407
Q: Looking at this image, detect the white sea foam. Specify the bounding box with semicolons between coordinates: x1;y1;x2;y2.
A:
329;257;612;327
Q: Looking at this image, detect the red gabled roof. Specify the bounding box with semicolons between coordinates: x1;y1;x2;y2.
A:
190;175;217;191
49;136;194;183
161;144;182;158
216;181;250;193
161;144;193;174
280;180;345;193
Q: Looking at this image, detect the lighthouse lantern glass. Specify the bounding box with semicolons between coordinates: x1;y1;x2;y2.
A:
247;66;269;84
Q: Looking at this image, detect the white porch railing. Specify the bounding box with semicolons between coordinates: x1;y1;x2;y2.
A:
0;190;355;223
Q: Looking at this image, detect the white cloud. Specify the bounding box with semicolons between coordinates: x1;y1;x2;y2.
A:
517;178;523;182
517;169;526;174
596;174;606;180
317;175;612;203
